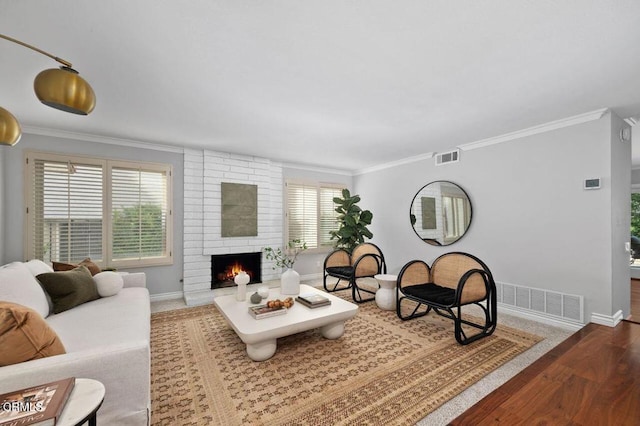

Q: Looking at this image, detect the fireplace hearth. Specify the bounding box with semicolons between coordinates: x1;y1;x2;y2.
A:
211;252;262;289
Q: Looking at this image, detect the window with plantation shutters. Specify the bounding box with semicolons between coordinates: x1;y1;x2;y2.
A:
111;165;169;262
30;158;104;263
285;180;344;250
25;151;173;268
319;186;343;247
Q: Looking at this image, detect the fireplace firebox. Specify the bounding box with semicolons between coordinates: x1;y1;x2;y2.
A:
211;252;262;289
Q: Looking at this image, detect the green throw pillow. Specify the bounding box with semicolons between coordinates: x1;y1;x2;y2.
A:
37;266;99;314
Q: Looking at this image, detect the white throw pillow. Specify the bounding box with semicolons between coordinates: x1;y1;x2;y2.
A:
93;271;124;297
25;259;54;276
0;262;50;318
25;259;55;313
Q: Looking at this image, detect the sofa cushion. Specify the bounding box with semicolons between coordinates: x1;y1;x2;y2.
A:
25;259;54;276
37;266;100;314
25;260;56;313
53;258;101;276
0;262;50;318
325;266;354;278
46;287;150;352
402;283;456;306
0;301;66;366
94;271;124;297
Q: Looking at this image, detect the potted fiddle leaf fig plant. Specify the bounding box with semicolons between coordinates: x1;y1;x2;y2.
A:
264;239;308;295
330;188;373;253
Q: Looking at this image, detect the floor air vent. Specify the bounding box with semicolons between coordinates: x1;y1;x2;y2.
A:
496;281;584;323
435;149;460;166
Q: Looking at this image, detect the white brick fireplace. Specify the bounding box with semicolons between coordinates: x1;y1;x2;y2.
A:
183;148;283;305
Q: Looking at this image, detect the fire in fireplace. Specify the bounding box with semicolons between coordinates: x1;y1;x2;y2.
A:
211;252;262;289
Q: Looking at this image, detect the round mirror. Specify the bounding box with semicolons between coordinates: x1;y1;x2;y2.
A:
409;181;472;246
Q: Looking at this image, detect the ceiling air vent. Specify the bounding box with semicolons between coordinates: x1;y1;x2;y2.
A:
435;149;460;166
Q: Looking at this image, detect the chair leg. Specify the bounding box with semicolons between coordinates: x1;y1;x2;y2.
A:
452;301;497;345
396;296;431;320
323;274;351;293
351;278;376;303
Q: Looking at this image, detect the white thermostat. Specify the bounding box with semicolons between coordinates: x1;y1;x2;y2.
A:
584;178;601;190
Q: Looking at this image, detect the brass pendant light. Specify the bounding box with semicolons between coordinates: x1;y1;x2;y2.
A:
0;107;22;146
34;67;96;115
0;33;96;146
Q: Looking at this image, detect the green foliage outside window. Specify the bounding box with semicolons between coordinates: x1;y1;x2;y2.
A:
112;204;165;258
632;193;640;237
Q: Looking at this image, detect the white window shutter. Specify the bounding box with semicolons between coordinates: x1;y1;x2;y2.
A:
30;159;104;263
111;167;169;261
285;181;344;250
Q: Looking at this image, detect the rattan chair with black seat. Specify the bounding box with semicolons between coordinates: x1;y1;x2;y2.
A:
396;252;497;345
323;242;386;303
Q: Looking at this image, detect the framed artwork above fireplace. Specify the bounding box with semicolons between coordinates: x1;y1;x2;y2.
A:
221;182;258;237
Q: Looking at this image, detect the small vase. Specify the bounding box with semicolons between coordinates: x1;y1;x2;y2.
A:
280;268;300;295
235;271;250;301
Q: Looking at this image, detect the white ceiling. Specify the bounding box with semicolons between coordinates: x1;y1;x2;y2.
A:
1;1;640;172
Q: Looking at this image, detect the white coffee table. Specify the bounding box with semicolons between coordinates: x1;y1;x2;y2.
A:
213;284;358;361
374;274;398;310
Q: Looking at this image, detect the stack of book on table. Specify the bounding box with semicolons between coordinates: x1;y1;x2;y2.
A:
0;377;75;426
296;293;331;308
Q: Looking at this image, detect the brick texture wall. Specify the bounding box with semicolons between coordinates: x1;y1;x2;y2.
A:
183;149;282;296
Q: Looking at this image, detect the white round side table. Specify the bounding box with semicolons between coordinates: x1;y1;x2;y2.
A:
374;274;398;310
58;378;105;426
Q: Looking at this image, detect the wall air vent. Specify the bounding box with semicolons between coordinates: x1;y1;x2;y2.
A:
435;149;460;166
496;281;584;324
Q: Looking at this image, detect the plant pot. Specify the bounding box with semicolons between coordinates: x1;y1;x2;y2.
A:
280;268;300;295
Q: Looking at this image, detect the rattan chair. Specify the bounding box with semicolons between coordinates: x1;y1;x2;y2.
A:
396;252;496;345
323;242;386;303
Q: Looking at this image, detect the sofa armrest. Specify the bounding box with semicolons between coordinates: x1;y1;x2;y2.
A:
0;341;150;425
119;272;147;288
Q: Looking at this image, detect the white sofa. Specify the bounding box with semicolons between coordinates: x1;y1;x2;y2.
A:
0;261;151;426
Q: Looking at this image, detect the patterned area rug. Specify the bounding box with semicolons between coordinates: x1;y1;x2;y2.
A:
150;296;542;425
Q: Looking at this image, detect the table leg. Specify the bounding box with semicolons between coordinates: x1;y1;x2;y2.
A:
320;321;345;339
375;286;397;310
246;339;277;361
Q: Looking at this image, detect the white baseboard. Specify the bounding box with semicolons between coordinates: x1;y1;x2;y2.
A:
150;291;184;302
300;272;322;283
590;310;624;327
498;303;584;331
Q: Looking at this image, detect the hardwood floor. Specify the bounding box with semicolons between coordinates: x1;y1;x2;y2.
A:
630;279;640;322
450;321;640;425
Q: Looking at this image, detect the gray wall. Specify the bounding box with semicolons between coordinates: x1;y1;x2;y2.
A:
354;112;630;321
610;113;632;317
632;135;640;279
282;166;353;277
1;133;184;296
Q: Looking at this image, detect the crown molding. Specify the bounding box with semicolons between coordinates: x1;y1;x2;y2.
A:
354;151;435;176
22;125;185;154
281;161;353;176
23;108;611;173
354;109;610;175
460;108;610;152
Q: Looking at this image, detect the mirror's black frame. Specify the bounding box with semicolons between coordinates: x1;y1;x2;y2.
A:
409;180;472;246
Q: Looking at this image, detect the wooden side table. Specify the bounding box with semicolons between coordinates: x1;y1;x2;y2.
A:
58;378;105;426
